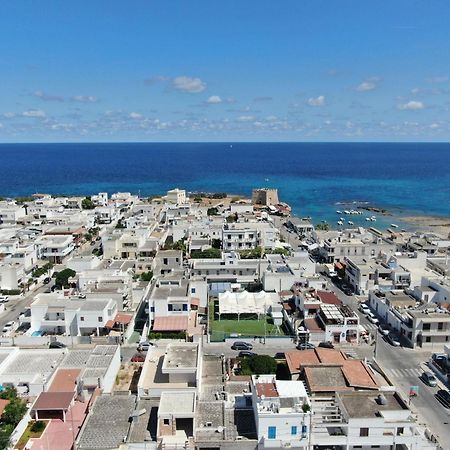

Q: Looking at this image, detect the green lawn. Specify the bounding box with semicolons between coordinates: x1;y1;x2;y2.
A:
209;299;284;340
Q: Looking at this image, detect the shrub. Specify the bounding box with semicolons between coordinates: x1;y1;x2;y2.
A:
140;271;153;282
81;197;95;209
30;421;46;433
190;248;221;259
54;268;76;289
241;355;277;375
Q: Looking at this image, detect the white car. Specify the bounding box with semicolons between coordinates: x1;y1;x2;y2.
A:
378;325;390;336
0;296;9;303
367;313;379;325
359;304;370;314
2;321;15;334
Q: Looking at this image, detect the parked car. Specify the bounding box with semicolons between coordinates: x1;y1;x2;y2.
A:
231;341;253;351
2;321;15;333
137;341;153;351
435;389;450;408
49;341;66;349
274;352;286;360
318;341;334;349
367;312;379;325
385;334;401;347
343;287;353;296
359;303;370;314
420;371;438;387
238;351;257;358
296;342;315;350
131;353;146;363
0;296;9;303
378;325;389;336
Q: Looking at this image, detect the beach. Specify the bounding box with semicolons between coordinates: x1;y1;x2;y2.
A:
401;215;450;237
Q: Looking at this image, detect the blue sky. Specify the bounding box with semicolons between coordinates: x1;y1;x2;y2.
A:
1;0;450;142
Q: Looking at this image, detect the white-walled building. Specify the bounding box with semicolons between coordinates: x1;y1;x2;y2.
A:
166;188;187;205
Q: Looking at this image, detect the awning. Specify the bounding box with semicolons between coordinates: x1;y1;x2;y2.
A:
105;320;115;329
152;316;188;331
190;298;200;307
115;313;132;325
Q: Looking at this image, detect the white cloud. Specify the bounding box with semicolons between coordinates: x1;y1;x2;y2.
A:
34;90;64;102
427;76;448;83
206;95;222;104
356;81;376;92
2;112;15;119
237;115;256;122
22;109;46;118
397;100;425;110
72;95;98;103
129;112;143;119
172;76;206;93
307;95;325;107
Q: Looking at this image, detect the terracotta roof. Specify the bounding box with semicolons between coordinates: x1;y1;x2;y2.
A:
304;366;353;393
255;382;278;398
105;319;115;328
48;368;81;393
114;313;132;325
152;316;188;331
304;317;324;332
190;297;200;306
316;348;347;364
285;350;320;374
0;399;10;416
316;290;341;305
341;360;378;390
33;392;74;411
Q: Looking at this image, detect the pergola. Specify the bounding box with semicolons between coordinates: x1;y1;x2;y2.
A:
32;391;74;422
218;290;275;320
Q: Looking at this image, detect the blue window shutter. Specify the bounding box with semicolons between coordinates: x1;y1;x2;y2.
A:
301;424;307;435
168;304;173;311
291;426;297;435
268;426;276;439
191;287;196;294
183;303;188;311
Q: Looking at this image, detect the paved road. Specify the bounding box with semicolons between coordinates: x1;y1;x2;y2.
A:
0;282;52;331
375;334;450;446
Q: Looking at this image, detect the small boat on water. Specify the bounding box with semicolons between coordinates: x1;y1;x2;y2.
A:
348;221;354;225
391;223;398;228
365;217;371;221
337;220;343;225
336;210;342;214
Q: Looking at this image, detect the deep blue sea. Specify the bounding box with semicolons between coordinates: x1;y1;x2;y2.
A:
1;142;449;229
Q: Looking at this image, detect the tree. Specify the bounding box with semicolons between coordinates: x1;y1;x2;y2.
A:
54;268;76;289
1;399;27;426
241;355;277;375
315;223;330;231
212;239;222;249
190;248;221;259
207;207;219;216
81;196;95;210
140;271;153;282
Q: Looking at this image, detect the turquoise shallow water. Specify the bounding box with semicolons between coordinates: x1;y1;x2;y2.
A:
0;142;449;228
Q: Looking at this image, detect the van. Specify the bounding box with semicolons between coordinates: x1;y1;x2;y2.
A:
367;312;379;325
421;371;437;387
359;303;370;314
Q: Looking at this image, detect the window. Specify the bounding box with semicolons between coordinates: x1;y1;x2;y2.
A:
98;316;103;322
268;426;276;439
422;323;431;331
163;258;168;265
163;419;170;425
191;287;196;294
426;336;431;342
438;322;443;330
397;427;404;436
80;316;85;321
291;426;297;435
360;428;369;437
150;306;155;312
182;304;188;311
168;304;173;312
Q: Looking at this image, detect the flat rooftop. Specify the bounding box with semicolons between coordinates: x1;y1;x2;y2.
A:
162;343;198;371
159;391;195;416
338;391;409;418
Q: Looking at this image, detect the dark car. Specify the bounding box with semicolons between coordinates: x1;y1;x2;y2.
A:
296;342;315;350
238;351;257;358
49;341;66;349
43;277;51;284
435;389;450;408
318;341;334;349
131;353;146;363
231;341;253;351
274;352;286;360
